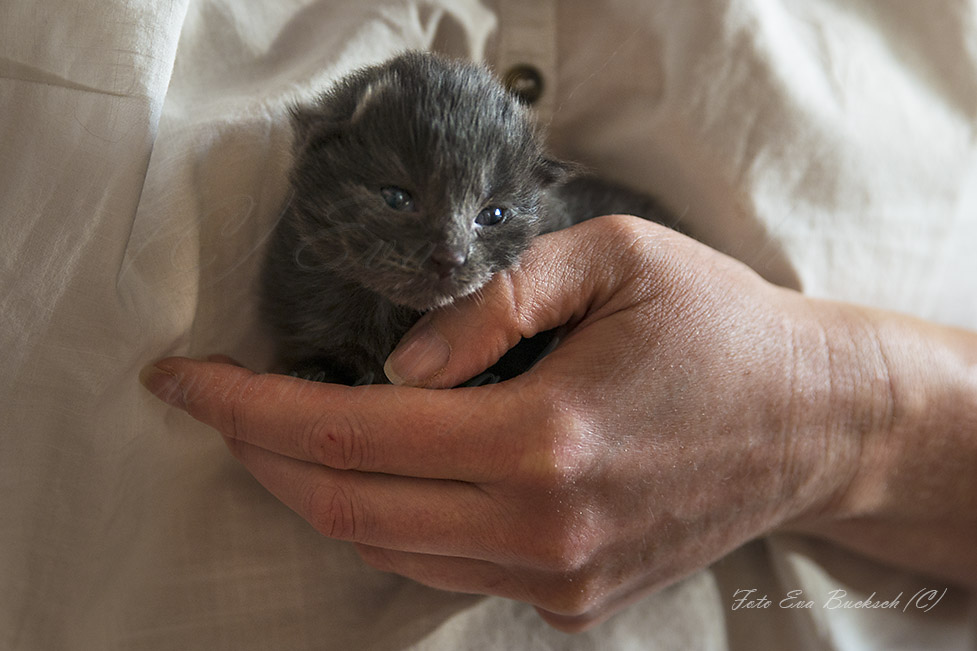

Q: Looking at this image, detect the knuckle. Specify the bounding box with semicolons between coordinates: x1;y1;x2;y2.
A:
588;214;664;282
512;402;604;574
535;569;605;619
219;374;264;439
303;410;372;470
526;514;601;574
592;212;648;244
225;395;250;441
303;479;361;540
522;401;593;493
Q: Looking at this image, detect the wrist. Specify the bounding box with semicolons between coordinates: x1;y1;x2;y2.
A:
790;300;899;524
769;295;879;530
778;297;977;580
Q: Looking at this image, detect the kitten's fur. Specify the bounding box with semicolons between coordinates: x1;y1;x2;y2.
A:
261;52;675;384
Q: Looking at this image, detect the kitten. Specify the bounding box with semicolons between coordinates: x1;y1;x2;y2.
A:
261;52;675;384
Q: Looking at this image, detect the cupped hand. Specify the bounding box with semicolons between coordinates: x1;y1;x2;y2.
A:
141;215;860;631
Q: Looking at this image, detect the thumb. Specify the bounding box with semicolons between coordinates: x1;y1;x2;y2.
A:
382;215;656;388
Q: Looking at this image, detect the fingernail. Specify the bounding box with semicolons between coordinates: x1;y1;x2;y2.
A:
139;364;187;410
383;320;450;386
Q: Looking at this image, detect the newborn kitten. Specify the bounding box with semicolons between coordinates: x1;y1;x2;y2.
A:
261;52;674;384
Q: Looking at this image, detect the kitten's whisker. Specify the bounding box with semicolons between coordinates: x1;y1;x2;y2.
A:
471;286;488;307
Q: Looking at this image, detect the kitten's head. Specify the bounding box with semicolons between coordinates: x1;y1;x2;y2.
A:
284;51;573;311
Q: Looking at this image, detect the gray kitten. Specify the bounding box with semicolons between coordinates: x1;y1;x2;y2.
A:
261;52;674;384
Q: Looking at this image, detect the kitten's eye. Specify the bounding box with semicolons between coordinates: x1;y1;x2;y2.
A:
380;186;416;212
475;206;506;226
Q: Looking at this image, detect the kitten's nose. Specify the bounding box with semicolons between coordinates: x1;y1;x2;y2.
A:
430;246;467;279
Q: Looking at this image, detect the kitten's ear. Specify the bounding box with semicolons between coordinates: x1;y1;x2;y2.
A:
348;79;389;124
288;103;323;146
288;64;396;151
535;157;582;187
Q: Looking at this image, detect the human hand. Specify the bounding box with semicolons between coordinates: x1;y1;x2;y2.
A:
141;215;921;631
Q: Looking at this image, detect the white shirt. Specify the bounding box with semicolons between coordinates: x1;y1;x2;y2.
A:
1;1;974;648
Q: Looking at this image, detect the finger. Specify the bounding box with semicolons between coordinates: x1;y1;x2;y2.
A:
354;544;640;630
355;544;520;598
383;215;677;388
226;438;508;559
140;357;529;482
205;353;243;366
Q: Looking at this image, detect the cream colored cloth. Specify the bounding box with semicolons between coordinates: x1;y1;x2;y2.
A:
2;1;975;648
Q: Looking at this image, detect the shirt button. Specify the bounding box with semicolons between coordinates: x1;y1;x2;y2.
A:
503;64;544;105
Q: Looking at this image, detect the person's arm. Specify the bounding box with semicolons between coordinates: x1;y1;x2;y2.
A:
141;215;977;632
778;298;977;581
